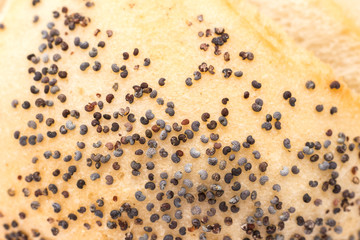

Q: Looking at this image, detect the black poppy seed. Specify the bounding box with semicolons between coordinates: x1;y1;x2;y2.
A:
54;37;63;47
303;193;311;203
283;138;291;149
44;116;53;125
105;94;114;104
255;98;264;106
47;131;57;138
280;166;289;177
222;68;232;78
11;99;18;108
53;53;61;62
262;122;272;130
98;41;105;48
77;179;86;189
239;51;254;60
330;106;338;115
57;94;67;103
251;80;261;89
30;85;39;94
22;101;31;109
185;77;192;86
60;41;69;51
93;61;101;71
259;176;268;185
315;141;322;150
35;98;46;107
53;150;61;159
32;15;39;23
289;97;296;106
72;36;81;46
52;203;61;213
13;131;21;140
80;62;90;71
68;213;77;221
219;98;229;106
315;104;324;112
231;167;242;176
44;85;51;94
38;43;47;53
145;182;155;190
36;133;43;143
218;116;228;126
144;58;151;66
207;120;217;130
80;125;88;135
164;107;174;116
265;114;272;122
90;173;100;181
76;207;86;214
296;151;304;160
242;161;251;171
27;120;37;130
109;209;121;220
150;214;160;223
51;227;59;236
44;85;50;94
252;99;263;111
306;80;316;89
223;173;233;184
94;210;103;218
80;41;89;49
309;180;318;188
330;81;340;89
62;173;71;182
291;166;300;174
68;165;76;175
158;78;166;86
283;91;291;100
333;184;341;194
59;125;68;134
259;162;268;172
212;35;225;46
201;112;210;122
30;201;40;210
77;142;86;149
110;64;120;73
133;48;139;56
89;48;98;58
48;184;58;194
234;71;243;77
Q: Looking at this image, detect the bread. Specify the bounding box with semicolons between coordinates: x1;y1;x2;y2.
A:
0;0;359;239
246;0;360;93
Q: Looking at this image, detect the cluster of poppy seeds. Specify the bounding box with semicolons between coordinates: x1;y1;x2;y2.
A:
2;3;360;240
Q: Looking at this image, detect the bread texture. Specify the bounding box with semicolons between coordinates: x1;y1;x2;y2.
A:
247;0;360;93
0;0;359;239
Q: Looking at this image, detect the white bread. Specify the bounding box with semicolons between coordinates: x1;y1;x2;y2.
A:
246;0;360;92
0;0;359;239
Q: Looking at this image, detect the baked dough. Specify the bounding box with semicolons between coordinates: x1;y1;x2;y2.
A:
246;0;360;93
0;0;359;239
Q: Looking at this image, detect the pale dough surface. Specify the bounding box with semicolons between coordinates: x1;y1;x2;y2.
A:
0;0;359;239
247;0;360;93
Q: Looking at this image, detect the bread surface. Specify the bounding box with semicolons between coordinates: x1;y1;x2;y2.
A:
247;0;360;93
0;0;359;239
